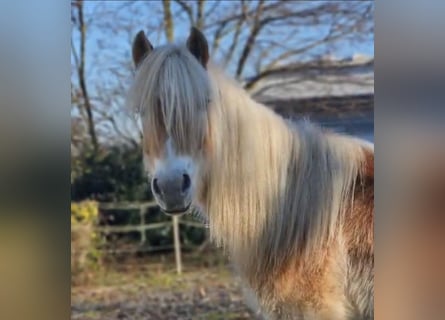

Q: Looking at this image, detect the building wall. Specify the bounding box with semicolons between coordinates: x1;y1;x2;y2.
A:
258;93;374;120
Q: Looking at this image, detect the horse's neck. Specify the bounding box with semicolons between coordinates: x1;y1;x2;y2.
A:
206;77;294;269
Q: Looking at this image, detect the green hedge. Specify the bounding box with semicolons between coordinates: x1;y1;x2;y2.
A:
71;145;152;202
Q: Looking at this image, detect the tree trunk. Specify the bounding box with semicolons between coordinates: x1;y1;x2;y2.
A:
76;0;98;152
162;0;174;42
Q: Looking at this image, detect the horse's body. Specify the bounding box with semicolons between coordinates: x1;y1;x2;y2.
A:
127;28;374;320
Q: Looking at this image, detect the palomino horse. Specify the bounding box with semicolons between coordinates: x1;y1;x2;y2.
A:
127;27;374;320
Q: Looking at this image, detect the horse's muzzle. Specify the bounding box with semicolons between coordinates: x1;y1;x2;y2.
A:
151;173;192;215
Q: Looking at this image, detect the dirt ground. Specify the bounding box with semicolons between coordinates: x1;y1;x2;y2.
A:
71;256;264;320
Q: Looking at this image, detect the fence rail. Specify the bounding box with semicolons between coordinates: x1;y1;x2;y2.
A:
98;201;157;210
80;201;207;274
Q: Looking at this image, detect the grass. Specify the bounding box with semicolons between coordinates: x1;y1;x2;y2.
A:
71;251;262;320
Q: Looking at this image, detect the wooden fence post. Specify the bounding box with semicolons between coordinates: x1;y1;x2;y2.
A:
172;215;182;274
140;206;146;245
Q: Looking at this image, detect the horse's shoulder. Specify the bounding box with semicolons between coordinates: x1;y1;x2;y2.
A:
343;144;374;255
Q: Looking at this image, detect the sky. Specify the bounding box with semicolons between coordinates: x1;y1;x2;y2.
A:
74;0;374;81
71;0;374;143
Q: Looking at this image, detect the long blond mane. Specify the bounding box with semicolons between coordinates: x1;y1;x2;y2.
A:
127;43;369;283
127;44;211;155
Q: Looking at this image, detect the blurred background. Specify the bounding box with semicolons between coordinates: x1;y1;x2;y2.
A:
70;1;374;319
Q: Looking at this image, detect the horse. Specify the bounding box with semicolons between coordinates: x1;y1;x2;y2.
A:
126;27;374;320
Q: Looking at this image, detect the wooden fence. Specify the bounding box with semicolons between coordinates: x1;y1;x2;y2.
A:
95;201;206;274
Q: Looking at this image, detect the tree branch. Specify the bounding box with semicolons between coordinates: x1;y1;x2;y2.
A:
204;1;220;20
211;20;228;53
173;0;194;27
205;1;283;29
162;0;174;42
223;0;247;68
96;109;139;148
263;29;353;71
235;0;265;79
196;0;205;29
244;59;374;92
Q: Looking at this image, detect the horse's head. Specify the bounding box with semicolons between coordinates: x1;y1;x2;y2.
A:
129;28;211;216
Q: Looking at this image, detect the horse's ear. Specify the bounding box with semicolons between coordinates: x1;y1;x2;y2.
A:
186;27;209;68
132;30;153;68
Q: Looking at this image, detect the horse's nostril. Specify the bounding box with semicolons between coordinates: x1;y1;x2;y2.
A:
182;174;191;192
153;178;161;195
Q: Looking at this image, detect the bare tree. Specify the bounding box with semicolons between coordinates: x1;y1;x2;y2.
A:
149;1;374;90
71;1;160;148
202;1;374;90
71;0;373;147
71;0;99;152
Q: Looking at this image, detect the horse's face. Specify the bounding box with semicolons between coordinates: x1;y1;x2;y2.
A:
146;137;199;216
131;28;211;216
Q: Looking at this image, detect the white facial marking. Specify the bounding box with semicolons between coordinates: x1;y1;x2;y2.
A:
153;138;195;177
